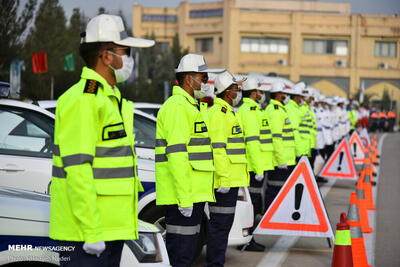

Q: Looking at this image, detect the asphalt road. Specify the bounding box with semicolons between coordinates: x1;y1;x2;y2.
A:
193;132;400;267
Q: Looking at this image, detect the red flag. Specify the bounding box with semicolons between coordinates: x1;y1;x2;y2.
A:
32;52;48;73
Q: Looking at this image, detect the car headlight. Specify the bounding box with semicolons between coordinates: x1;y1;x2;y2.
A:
125;233;162;263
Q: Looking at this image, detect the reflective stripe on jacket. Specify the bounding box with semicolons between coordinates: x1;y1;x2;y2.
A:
155;86;215;207
237;98;264;175
265;99;296;167
207;98;249;188
286;99;309;156
50;67;142;243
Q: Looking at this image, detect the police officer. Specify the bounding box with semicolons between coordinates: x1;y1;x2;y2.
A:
49;15;154;267
264;81;296;209
347;101;358;134
237;75;268;251
155;54;224;267
285;82;309;162
206;71;249;266
301;87;317;167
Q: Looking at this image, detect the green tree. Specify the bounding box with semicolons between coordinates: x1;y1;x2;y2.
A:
171;33;189;69
0;0;37;81
22;0;67;100
381;88;391;111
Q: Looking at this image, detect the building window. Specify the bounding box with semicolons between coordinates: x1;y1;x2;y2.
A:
375;41;397;58
195;38;213;53
241;37;289;54
303;39;348;55
142;14;177;22
190;8;223;18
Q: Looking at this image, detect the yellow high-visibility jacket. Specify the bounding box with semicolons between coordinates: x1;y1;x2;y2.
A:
207;98;249;188
237;98;264;175
286;99;309;156
155;86;215;208
265;99;296;167
50;67;142;243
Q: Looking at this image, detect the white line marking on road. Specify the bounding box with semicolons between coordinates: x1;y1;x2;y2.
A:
256;179;336;267
364;133;386;267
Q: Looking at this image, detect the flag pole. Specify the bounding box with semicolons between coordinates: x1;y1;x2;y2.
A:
50;76;54;100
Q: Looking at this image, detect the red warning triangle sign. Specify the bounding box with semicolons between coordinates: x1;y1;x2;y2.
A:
318;138;358;180
349;131;366;165
254;157;334;238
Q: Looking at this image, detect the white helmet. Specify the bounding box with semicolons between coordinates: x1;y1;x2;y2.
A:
285;81;306;96
242;76;263;91
214;71;246;95
302;86;314;98
270;81;286;93
175;54;225;73
83;14;155;48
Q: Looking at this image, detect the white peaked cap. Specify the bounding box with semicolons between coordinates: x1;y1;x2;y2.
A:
175;54;225;73
83;14;155;48
214;71;246;95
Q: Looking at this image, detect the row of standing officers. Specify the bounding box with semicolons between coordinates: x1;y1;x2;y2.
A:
155;53;355;266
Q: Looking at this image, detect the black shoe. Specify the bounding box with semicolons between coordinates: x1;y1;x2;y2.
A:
316;177;328;183
237;239;265;252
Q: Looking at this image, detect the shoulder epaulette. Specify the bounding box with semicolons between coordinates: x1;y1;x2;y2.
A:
250;106;256;110
274;105;279;110
83;79;99;94
221;107;227;113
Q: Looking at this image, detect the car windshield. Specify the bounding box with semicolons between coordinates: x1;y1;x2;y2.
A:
134;114;156;149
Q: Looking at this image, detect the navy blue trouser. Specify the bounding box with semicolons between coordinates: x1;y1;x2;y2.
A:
165;202;205;267
248;171;264;232
205;187;239;267
57;240;124;267
264;165;295;212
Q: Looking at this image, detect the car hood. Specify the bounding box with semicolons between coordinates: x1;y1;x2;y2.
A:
0;186;159;233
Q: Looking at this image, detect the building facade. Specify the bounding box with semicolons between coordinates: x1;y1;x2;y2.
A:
133;0;400;108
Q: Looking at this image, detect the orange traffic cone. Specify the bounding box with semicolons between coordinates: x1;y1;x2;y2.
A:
356;186;372;233
347;193;371;267
332;213;353;267
363;167;376;210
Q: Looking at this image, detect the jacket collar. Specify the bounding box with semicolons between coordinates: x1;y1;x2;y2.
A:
173;85;198;106
270;98;284;108
213;98;233;112
81;67;121;99
243;97;259;108
288;99;299;108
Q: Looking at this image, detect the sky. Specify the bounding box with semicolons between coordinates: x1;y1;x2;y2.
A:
25;0;400;27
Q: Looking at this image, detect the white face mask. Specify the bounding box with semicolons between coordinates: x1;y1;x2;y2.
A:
299;98;304;106
283;95;290;105
191;76;211;99
230;90;242;107
257;92;266;104
109;52;134;83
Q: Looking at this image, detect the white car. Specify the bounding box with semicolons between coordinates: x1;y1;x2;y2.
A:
132;102;162;118
0;98;252;258
0;186;170;266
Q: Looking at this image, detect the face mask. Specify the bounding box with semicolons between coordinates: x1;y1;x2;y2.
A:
230;90;242;107
191;76;211;99
299;98;304;106
257;92;266;104
283;95;290;105
109;53;134;83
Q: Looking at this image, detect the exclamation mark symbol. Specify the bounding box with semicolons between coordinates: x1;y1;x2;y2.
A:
353;143;357;158
291;184;304;221
337;151;344;171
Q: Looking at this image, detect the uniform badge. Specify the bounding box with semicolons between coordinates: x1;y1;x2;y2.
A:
250;106;256;110
84;79;99;94
274;105;279;110
232;125;242;134
221;107;227;113
195;121;207;133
